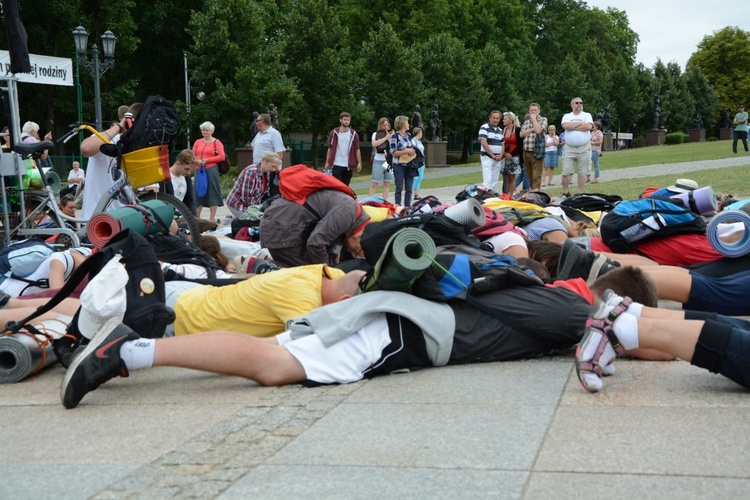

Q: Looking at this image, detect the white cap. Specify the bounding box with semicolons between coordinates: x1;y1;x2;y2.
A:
78;255;128;339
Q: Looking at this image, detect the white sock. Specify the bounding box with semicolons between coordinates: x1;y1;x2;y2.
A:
627;302;644;318
119;339;156;371
612;313;639;350
602;293;644;320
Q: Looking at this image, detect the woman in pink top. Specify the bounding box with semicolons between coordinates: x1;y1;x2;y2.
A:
192;121;226;221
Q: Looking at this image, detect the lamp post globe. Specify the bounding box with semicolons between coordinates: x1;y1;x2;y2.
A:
72;26;116;131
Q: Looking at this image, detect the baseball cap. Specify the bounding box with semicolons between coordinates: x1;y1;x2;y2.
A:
78;255;128;339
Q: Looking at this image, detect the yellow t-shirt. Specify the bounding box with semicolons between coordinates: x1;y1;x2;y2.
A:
173;264;345;337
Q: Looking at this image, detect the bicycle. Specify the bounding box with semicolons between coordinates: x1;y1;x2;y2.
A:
1;123;201;248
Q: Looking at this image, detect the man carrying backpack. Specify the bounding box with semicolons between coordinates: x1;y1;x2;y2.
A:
81;103;141;219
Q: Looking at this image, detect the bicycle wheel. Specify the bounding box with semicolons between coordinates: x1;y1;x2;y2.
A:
137;191;202;247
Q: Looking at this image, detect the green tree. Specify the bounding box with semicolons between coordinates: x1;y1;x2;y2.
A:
684;65;718;133
277;0;359;167
130;1;196;101
688;27;750;112
420;33;489;162
188;0;300;147
480;43;520;113
0;0;138;150
653;60;694;132
633;63;656;134
359;22;426;122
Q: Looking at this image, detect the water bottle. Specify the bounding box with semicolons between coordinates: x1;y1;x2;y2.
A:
465;184;478;198
323;168;333;176
223;214;233;226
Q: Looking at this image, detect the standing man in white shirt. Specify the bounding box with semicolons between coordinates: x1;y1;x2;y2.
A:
324;112;362;187
478;110;505;191
561;97;594;197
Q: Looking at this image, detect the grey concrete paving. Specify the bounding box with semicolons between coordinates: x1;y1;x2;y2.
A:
3;156;750;499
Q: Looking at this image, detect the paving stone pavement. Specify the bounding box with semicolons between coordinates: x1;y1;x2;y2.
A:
2;156;750;498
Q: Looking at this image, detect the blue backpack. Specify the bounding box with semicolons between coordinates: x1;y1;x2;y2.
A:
0;239;55;285
600;197;706;253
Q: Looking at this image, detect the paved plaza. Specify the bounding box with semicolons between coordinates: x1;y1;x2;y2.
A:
2;156;750;498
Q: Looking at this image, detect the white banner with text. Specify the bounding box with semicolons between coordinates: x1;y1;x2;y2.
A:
0;50;73;86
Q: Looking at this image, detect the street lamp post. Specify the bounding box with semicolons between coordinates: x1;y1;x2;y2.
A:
73;26;117;131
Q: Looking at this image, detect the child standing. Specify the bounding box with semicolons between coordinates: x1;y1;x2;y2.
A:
543;125;560;187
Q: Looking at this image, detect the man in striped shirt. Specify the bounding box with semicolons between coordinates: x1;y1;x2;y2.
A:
478;110;505;191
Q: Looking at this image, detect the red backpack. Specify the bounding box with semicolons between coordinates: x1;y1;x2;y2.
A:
279;164;354;202
279;164;362;218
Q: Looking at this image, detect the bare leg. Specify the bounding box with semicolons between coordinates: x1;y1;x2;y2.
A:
576;173;586;193
635;317;702;361
368;182;378;197
8;297;81;315
209;206;218;222
597;251;661;267
561;174;571;194
0;307;68;326
382;181;390;201
196;205;203;218
640;305;686;320
153;332;306;386
639;267;693;303
506;174;515;195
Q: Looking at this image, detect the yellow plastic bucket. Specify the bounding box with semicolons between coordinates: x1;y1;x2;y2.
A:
121;145;171;189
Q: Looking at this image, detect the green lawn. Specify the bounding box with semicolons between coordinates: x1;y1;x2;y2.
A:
541;163;750;200
352;140;750;198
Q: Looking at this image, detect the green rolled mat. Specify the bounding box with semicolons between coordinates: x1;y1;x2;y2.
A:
88;199;175;248
361;227;436;293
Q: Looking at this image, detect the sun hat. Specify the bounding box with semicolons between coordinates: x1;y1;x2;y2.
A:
399;152;417;164
667;178;699;193
77;255;128;340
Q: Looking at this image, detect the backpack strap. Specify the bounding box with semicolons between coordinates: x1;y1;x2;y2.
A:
4;251;105;335
125;203;172;235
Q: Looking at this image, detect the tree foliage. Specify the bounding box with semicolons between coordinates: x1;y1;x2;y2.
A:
688;27;750;112
0;0;739;155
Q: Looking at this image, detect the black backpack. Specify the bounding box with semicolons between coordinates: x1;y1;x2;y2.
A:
148;232;219;279
118;95;180;154
410;245;544;302
560;193;623;212
5;230;174;365
360;213;481;267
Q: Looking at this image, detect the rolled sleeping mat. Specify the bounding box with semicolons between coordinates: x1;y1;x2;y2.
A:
707;209;750;258
87;199;176;248
442;198;486;229
45;170;61;194
361;228;436;293
670;185;717;215
0;316;71;383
